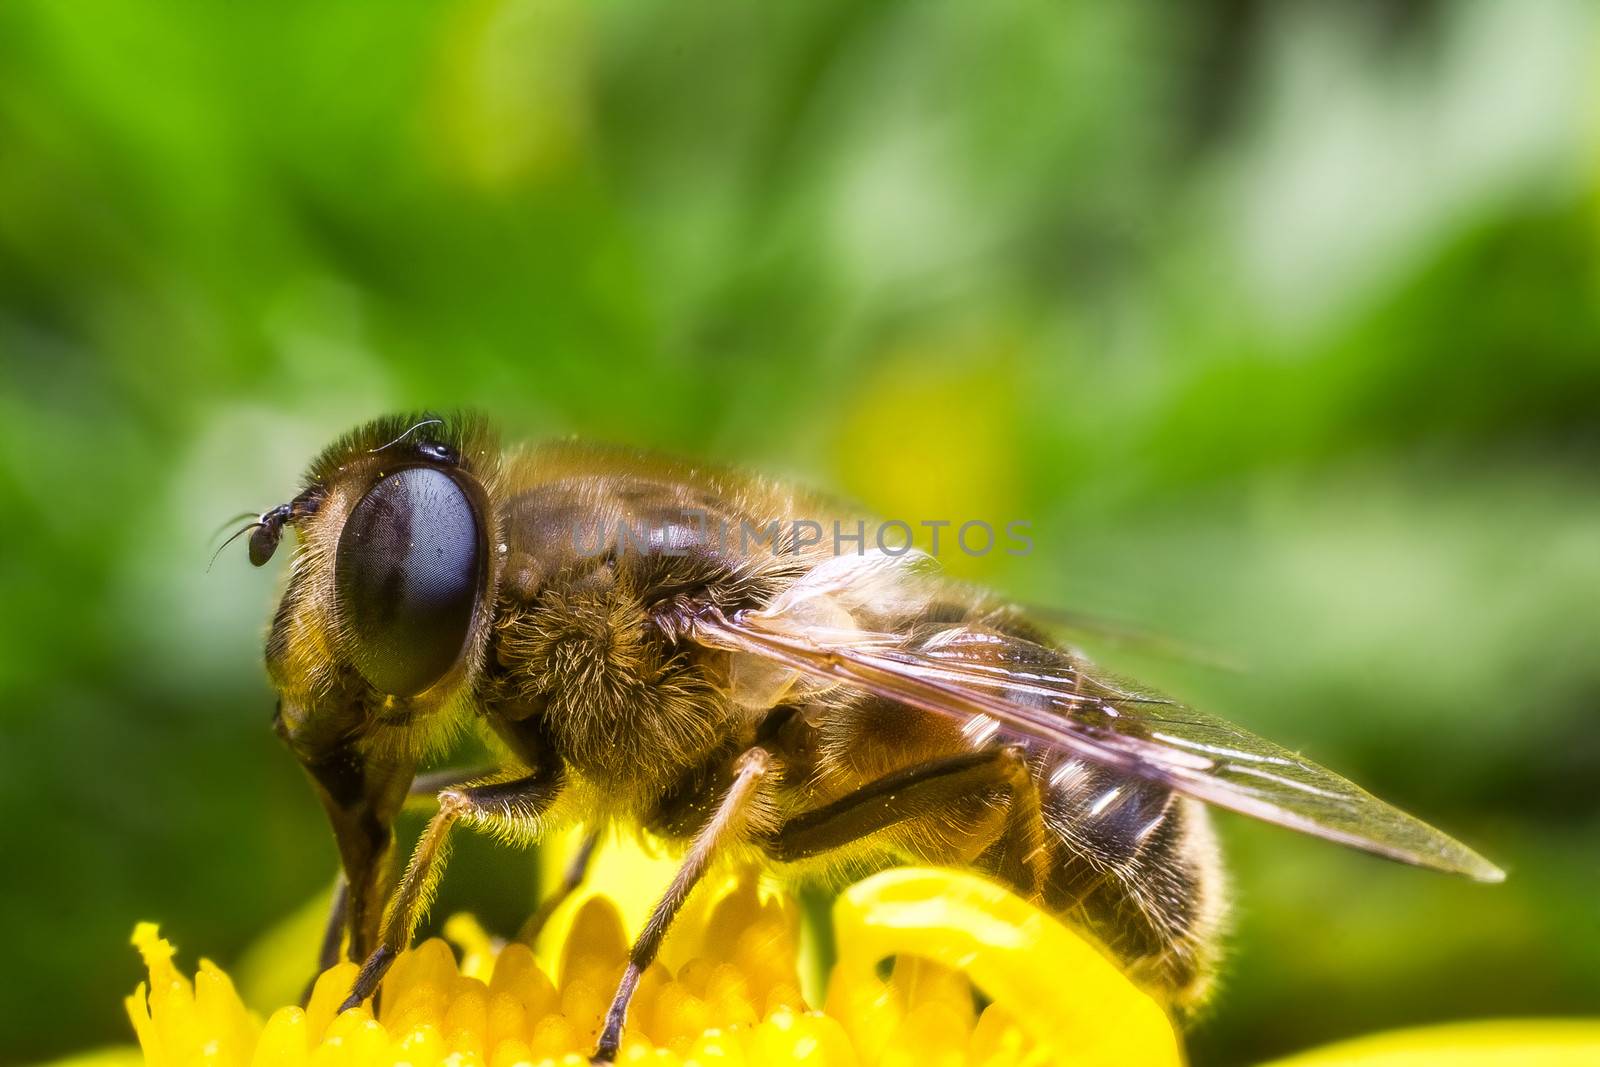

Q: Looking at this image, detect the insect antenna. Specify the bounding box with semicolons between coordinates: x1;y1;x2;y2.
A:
207;519;264;572
207;502;295;571
207;510;262;543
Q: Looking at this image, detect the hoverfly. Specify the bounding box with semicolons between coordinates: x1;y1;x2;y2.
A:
234;412;1501;1063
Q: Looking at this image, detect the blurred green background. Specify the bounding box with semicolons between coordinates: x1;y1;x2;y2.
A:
2;0;1598;1063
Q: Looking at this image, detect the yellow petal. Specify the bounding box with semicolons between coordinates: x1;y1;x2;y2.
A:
831;867;1182;1067
302;962;360;1043
445;913;500;982
250;1007;308;1067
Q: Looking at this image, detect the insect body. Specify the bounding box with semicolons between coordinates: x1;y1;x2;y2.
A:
246;413;1501;1063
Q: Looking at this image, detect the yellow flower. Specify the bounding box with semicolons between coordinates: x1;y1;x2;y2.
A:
124;843;1180;1067
115;835;1600;1067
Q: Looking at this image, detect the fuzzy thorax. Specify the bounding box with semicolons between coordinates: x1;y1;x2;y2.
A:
493;574;732;805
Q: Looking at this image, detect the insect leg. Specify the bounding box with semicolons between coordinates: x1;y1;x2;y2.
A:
764;745;1032;862
301;765;485;999
409;763;502;795
592;747;774;1064
339;772;565;1013
295;874;351;1007
516;828;602;944
404;764;502;811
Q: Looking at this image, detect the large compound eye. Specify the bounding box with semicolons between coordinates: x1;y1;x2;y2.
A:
334;466;482;697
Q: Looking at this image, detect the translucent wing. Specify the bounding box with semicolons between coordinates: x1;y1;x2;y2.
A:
687;596;1503;883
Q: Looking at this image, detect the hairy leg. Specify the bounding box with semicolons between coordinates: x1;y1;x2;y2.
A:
591;748;773;1064
339;772;564;1013
300;764;499;1002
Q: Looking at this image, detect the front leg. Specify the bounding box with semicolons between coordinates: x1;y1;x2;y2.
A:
304;761;501;996
340;771;566;1012
592;747;774;1064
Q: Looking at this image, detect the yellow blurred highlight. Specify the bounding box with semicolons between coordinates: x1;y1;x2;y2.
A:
1260;1018;1600;1067
427;0;590;189
830;345;1024;575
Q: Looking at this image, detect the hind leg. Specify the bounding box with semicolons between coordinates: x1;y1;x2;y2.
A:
764;744;1051;897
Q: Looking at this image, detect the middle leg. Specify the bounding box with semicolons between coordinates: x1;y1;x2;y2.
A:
517;827;603;944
